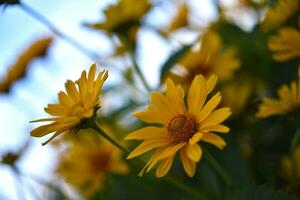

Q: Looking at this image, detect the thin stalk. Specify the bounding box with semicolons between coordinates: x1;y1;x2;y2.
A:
90;121;203;199
128;51;152;92
203;148;232;186
290;129;300;152
18;2;101;62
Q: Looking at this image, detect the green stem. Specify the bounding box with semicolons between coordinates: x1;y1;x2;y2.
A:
91;121;130;154
19;2;101;61
128;51;152;92
90;121;203;199
203;148;232;186
290;129;300;152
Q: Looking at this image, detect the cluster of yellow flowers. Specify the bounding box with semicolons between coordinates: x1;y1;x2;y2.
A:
22;0;300;198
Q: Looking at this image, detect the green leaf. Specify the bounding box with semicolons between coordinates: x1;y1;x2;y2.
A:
225;183;296;200
159;44;192;83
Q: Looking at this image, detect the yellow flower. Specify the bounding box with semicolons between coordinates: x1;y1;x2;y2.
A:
221;79;253;116
56;133;129;197
268;28;300;62
171;31;240;87
30;64;108;145
125;75;231;177
0;37;53;93
280;146;300;197
261;0;299;31
86;0;151;36
163;3;189;35
256;67;300;118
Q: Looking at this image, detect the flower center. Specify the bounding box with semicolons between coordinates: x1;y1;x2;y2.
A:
167;114;199;143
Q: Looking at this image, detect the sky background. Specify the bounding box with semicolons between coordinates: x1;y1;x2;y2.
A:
0;0;243;199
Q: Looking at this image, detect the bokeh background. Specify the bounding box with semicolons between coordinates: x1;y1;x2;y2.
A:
1;0;299;199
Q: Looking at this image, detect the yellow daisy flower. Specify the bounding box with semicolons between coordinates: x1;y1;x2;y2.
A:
268;27;300;62
280;146;300;197
86;0;151;37
171;31;240;87
0;37;53;93
125;75;231;177
30;64;108;145
163;3;189;35
256;67;300;118
261;0;299;31
56;133;129;197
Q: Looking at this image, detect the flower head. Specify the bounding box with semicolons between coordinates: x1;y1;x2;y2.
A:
30;64;108;145
256;66;300;118
261;0;299;31
268;28;300;62
56;132;129;197
0;37;53;93
86;0;151;37
170;31;240;87
125;75;231;177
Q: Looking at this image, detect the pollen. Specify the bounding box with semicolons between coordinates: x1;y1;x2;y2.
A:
167;114;199;143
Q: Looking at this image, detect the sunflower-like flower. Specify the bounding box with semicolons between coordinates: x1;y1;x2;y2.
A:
30;64;108;145
268;28;300;62
280;146;300;198
163;3;189;35
125;75;231;177
0;37;53;93
261;0;299;31
56;133;129;197
256;67;300;118
86;0;151;39
170;31;240;87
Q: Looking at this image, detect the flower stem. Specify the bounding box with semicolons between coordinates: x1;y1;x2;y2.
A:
128;51;152;92
18;2;101;61
203;148;232;186
90;121;131;154
90;121;204;199
290;129;300;152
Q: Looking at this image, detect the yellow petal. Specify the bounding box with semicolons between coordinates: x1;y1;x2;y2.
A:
185;144;202;162
200;108;231;129
127;139;170;159
201;133;226;149
156;155;175;178
189;132;204;145
197;92;222;122
125;127;167;140
180;148;196;177
187;75;206;116
206;74;218;94
201;124;230;133
166;78;185;114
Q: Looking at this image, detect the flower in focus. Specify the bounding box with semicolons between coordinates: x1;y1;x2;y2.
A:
30;64;108;145
125;75;231;177
163;3;189;35
170;31;240;87
280;146;300;197
221;79;253;116
56;132;129;197
268;28;300;62
85;0;151;40
261;0;299;31
256;66;300;118
0;37;53;93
